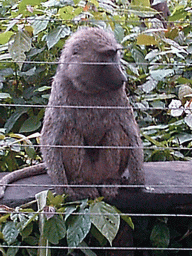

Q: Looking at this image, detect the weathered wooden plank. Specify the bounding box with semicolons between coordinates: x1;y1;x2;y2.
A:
145;161;192;194
0;161;192;212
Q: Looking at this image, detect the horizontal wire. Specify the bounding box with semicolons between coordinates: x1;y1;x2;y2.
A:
0;60;120;65
0;183;192;189
0;245;192;251
0;17;191;24
0;101;191;151
0;103;188;111
0;60;190;66
1;144;192;151
0;210;192;218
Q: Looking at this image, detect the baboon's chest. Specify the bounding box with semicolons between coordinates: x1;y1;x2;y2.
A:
75;109;117;145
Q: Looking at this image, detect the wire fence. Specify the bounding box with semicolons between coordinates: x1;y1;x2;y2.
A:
0;60;191;66
0;16;191;24
2;244;192;251
1;6;192;254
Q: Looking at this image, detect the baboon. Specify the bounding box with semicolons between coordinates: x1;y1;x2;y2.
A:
40;27;144;199
0;1;171;199
0;27;144;200
128;0;170;27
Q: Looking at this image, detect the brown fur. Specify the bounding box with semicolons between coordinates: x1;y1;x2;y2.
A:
41;27;144;199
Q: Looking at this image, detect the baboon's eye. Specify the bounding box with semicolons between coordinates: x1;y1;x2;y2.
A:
105;49;117;56
73;48;78;55
72;44;81;55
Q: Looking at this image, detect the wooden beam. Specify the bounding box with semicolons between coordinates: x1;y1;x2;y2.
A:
0;161;192;212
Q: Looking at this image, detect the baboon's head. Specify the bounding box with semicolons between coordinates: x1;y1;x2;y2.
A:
59;27;127;94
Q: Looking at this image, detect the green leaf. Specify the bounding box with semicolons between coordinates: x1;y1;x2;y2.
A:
141;132;165;147
19;115;41;133
42;0;74;8
18;0;43;13
185;114;192;128
46;190;55;203
35;190;49;235
36;190;49;211
0;214;11;224
67;208;91;248
177;77;192;85
145;49;159;60
90;224;108;246
5;107;28;133
0;232;4;240
50;195;65;207
90;0;99;7
0;247;6;256
8;30;31;69
47;190;65;207
129;6;156;18
58;6;74;19
23;235;38;246
36;191;51;256
19;67;36;77
0;93;11;100
112;206;134;230
131;46;148;72
120;214;134;230
20;222;33;239
64;206;77;221
150;69;174;81
35;86;51;92
46;26;70;49
131;0;150;7
121;59;139;76
26;248;38;256
43;215;66;244
114;24;124;43
6;242;20;256
6;15;22;32
98;0;116;12
152;0;166;4
150;223;170;248
79;240;97;256
0;68;14;76
174;133;192;144
32;16;49;35
5;137;21;152
169;5;187;21
11;210;37;232
162;38;187;54
19;0;42;5
25;146;36;159
0;31;14;44
2;222;19;245
137;34;157;45
141;76;158;93
90;201;120;246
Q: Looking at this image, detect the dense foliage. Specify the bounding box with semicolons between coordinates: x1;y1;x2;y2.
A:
0;0;192;255
0;191;134;256
0;190;191;256
0;0;192;171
